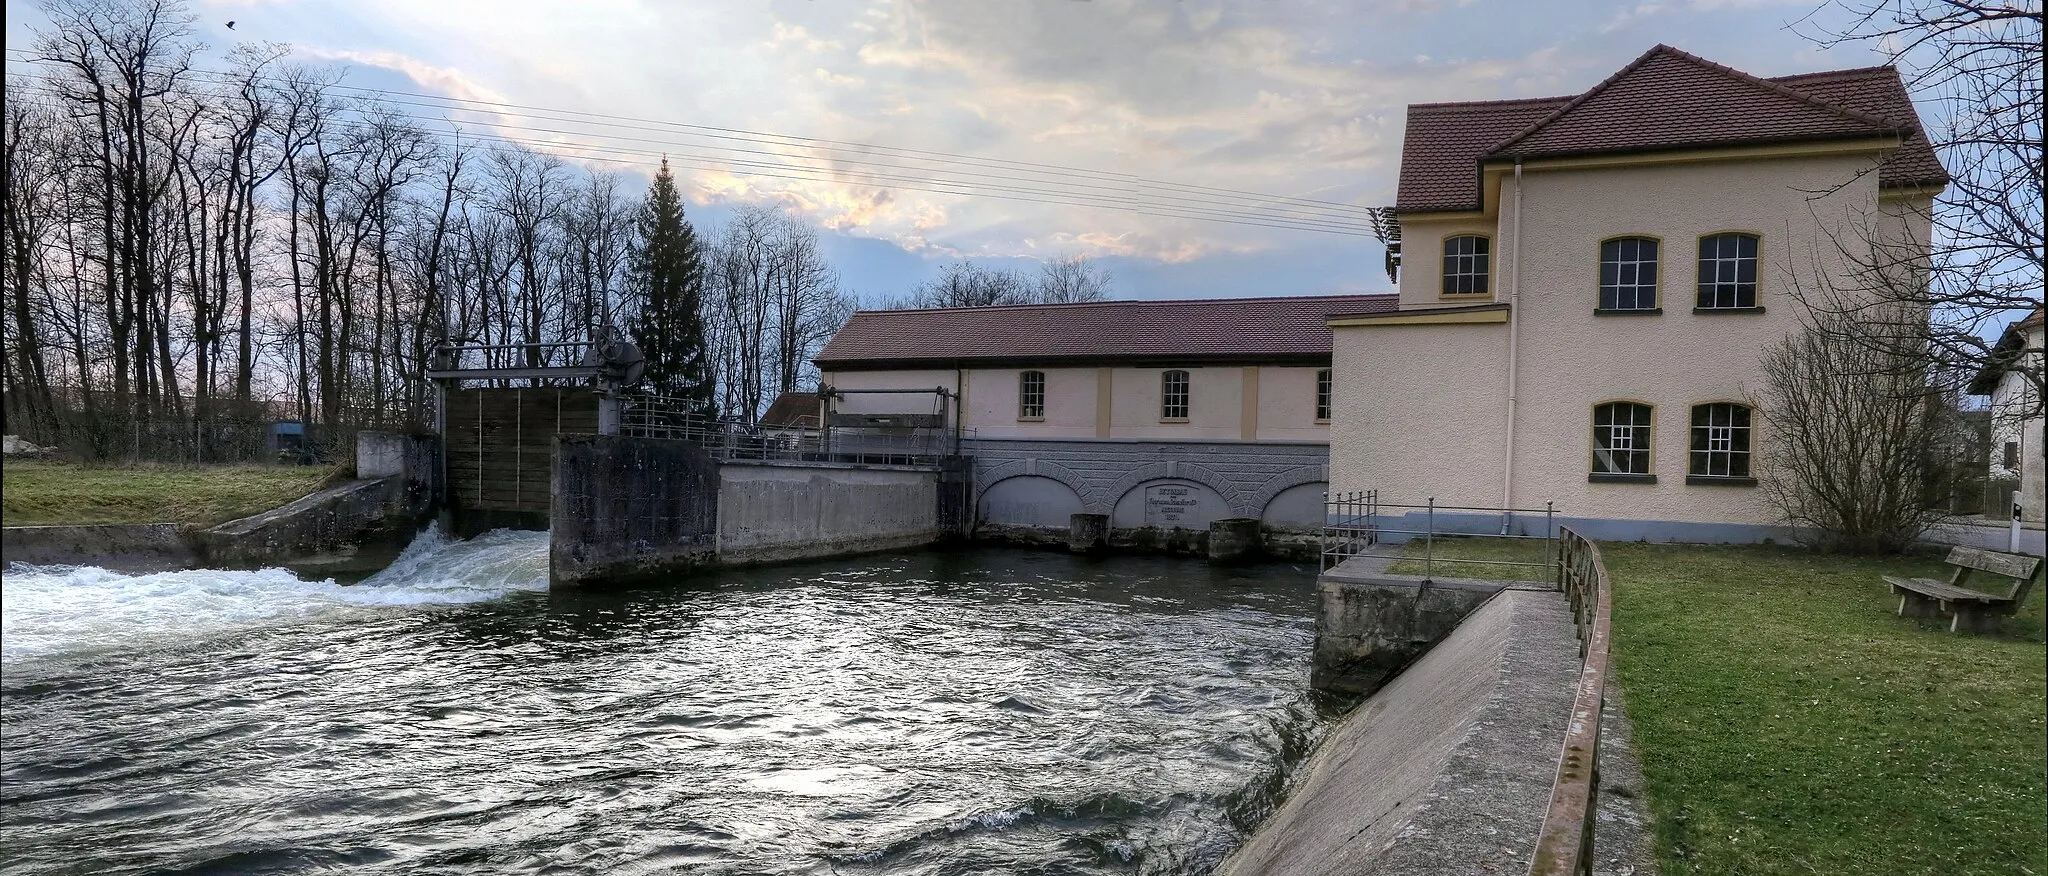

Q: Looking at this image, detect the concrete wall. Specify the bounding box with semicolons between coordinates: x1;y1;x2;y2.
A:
551;434;720;586
715;462;940;565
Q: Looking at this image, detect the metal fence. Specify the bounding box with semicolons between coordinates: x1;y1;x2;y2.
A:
1528;526;1615;876
618;394;965;467
1321;491;1560;576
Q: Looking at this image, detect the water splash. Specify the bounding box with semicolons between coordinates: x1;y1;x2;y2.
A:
0;525;548;662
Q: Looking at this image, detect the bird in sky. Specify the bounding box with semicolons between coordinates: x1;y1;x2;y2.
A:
226;20;236;29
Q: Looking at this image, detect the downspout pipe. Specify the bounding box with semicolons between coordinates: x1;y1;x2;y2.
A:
1501;158;1523;534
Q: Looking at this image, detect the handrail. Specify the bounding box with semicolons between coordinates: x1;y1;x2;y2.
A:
1528;526;1614;876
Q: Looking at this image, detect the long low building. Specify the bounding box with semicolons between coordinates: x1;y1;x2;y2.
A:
814;295;1392;535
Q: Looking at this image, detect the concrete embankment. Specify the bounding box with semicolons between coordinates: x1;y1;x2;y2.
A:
2;432;437;575
1;523;198;572
1219;589;1581;875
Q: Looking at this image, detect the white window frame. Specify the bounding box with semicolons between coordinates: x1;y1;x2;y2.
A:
1591;401;1654;476
1018;370;1046;420
1160;370;1190;421
1315;369;1333;423
1696;233;1759;310
1689;402;1753;480
1599;237;1660;311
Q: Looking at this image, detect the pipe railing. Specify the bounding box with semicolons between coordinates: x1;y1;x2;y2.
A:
1321;491;1559;576
1528;526;1615;876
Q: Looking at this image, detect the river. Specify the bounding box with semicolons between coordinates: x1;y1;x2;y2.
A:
0;530;1332;875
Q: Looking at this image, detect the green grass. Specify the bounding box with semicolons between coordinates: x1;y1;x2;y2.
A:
1;459;333;527
1401;536;2047;875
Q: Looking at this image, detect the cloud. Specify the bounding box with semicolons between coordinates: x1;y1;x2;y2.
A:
300;47;509;105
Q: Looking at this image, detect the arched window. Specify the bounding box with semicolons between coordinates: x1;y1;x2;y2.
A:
1018;370;1046;420
1161;370;1190;421
1697;233;1759;309
1315;369;1333;422
1591;402;1654;478
1689;402;1753;481
1599;237;1660;311
1441;235;1490;296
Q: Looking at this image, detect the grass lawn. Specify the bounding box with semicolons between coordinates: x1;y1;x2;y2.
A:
1396;536;2047;875
1;459;333;527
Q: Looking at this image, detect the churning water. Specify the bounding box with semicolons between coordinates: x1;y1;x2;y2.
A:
0;532;1330;875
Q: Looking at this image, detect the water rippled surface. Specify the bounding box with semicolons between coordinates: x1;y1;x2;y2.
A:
1;532;1329;875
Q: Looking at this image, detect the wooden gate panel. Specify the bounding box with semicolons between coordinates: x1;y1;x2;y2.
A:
443;387;600;513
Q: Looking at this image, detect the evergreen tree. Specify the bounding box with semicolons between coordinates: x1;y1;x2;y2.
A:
626;159;715;411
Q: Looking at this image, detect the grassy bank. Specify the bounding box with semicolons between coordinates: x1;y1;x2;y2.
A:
1;459;331;527
1397;536;2046;875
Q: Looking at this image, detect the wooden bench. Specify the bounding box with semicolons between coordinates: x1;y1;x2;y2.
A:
1883;546;2042;634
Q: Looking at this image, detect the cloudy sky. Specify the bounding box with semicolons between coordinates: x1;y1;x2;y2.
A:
3;0;1905;302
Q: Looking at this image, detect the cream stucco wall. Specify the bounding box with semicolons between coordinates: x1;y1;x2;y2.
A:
1337;150;1929;531
1398;216;1500;309
961;367;1100;439
1256;366;1334;442
1328;322;1509;507
821;364;1332;442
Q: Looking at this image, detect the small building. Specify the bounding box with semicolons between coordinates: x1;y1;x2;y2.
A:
1970;307;2045;524
1328;44;1947;541
814;295;1390;535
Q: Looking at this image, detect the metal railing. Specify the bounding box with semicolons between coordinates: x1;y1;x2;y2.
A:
1528;526;1615;876
618;393;966;467
1321;491;1560;576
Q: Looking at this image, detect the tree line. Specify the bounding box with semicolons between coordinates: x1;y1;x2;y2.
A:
0;0;873;459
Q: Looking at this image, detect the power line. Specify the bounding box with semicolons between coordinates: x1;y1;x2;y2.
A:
5;69;1380;237
4;51;1383;229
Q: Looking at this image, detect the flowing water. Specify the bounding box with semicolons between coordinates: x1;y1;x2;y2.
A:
0;530;1331;875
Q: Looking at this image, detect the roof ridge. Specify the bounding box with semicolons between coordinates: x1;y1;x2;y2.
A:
1769;65;1895;81
1488;44;1899;157
851;292;1396;316
1409;94;1577;111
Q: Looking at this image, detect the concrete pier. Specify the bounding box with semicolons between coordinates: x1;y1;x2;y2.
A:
1067;513;1109;553
1310;554;1545;696
1206;517;1263;564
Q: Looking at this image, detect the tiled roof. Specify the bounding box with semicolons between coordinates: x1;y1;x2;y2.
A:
1397;45;1948;213
1397;96;1571;214
814;294;1399;367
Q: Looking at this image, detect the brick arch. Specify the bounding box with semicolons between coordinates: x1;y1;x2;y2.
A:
1094;461;1246;516
1246;464;1330;516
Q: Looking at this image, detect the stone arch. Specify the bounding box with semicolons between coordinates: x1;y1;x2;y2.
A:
1260;482;1330;529
1244;464;1330;514
975;457;1090;507
1090;460;1242;515
1109;478;1234;530
979;475;1087;528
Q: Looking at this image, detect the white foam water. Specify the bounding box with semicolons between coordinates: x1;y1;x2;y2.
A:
0;525;548;662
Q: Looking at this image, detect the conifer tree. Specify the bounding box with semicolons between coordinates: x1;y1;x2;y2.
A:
627;159;715;411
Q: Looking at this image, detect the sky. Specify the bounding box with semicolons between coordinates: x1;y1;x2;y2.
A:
2;0;1904;303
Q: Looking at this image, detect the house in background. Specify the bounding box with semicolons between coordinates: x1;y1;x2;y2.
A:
1971;307;2045;525
1330;44;1947;541
813;296;1389;534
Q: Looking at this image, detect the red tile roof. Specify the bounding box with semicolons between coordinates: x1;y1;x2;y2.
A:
1397;45;1949;213
814;294;1399;368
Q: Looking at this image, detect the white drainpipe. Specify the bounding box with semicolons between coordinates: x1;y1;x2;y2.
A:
1501;158;1524;532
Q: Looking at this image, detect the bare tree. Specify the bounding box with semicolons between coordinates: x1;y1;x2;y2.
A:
1799;1;2043;416
908;260;1031;308
1035;253;1112;304
1756;313;1951;553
